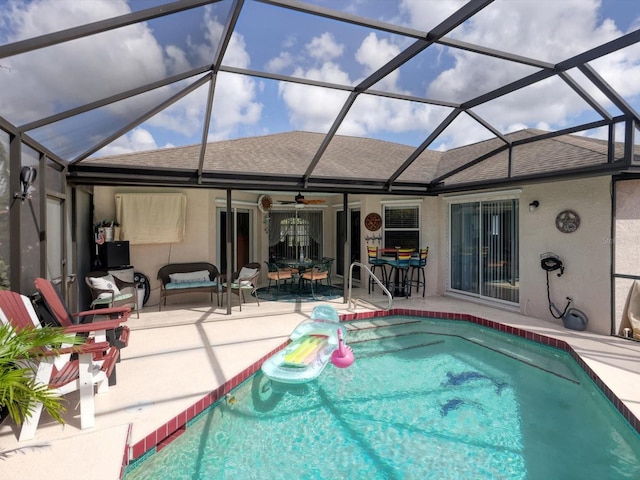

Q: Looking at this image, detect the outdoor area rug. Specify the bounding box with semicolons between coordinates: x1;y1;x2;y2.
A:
253;284;344;303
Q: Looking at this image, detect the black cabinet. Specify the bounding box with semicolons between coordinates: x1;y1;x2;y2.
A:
98;241;130;269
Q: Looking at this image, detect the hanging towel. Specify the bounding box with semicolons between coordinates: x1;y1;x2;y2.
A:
116;193;186;244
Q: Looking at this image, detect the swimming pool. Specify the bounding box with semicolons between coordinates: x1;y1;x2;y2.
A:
124;316;640;479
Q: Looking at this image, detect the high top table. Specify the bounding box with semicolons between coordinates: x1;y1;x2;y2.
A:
378;248;415;297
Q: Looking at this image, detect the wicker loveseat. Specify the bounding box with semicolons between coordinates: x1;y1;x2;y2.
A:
157;262;220;311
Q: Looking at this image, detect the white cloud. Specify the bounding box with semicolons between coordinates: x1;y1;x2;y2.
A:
419;0;640;148
278;32;448;139
97;127;160;156
400;0;468;31
355;33;402;89
266;51;294;73
0;0;263;156
0;0;166;125
306;32;344;62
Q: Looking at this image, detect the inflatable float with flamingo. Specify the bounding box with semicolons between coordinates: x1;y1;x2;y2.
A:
261;305;354;384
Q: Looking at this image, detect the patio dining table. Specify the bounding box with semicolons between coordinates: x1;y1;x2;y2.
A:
275;258;318;292
275;258;316;273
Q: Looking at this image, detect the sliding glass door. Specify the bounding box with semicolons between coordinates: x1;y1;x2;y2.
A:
450;199;519;304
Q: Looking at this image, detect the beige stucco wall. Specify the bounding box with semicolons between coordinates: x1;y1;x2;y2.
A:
93;176;614;334
357;195;439;297
436;176;612;334
93;186;263;307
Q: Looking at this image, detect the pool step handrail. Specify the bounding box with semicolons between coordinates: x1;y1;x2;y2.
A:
347;261;392;311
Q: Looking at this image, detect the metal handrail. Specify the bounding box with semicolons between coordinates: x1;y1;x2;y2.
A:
347;261;392;311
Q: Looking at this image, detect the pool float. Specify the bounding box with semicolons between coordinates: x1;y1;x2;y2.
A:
331;329;354;368
261;305;345;384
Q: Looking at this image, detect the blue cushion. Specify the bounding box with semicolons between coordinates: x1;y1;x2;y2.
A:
165;280;218;290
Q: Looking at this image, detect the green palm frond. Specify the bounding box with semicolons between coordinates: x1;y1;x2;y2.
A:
0;322;84;426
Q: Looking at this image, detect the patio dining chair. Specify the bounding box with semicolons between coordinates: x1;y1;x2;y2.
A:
321;257;335;286
367;246;388;294
409;247;429;297
264;261;293;294
301;261;330;299
223;262;261;311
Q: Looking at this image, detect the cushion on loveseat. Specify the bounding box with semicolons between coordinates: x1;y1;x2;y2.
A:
165;280;219;290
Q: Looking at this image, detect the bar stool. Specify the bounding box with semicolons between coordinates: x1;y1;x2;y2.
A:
410;247;429;297
387;248;413;298
367;246;388;293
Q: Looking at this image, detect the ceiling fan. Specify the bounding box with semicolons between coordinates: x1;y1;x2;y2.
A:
276;193;326;206
258;193;326;211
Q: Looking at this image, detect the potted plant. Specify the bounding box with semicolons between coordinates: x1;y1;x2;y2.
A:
0;323;82;427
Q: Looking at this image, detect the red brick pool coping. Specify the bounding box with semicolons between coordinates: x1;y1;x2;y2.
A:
121;308;640;476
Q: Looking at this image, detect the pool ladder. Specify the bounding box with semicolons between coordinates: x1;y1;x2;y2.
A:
347;261;392;311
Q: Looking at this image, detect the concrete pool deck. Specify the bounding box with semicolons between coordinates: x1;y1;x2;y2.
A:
1;289;639;479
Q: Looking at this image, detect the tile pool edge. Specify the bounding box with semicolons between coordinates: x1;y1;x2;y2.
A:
121;307;640;475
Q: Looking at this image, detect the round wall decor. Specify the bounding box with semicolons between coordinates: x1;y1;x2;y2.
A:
257;194;272;213
555;209;580;233
364;212;382;231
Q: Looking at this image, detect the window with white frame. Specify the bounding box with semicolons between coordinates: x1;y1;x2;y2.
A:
383;205;420;250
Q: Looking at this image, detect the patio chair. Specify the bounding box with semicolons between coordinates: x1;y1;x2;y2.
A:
264;261;293;294
34;277;131;350
223;262;261;311
301;261;330;299
85;270;139;318
367;246;388;294
321;257;335;286
0;289;122;441
409;247;429;297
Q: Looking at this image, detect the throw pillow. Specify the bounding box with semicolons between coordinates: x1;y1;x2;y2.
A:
169;270;211;283
89;275;121;296
238;267;258;280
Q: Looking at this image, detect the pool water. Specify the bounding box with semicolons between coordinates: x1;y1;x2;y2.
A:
125;317;640;479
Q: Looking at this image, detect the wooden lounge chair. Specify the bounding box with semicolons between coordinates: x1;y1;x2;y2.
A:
0;290;123;441
34;277;131;349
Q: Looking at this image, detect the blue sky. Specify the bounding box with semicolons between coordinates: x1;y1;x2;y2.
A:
0;0;639;159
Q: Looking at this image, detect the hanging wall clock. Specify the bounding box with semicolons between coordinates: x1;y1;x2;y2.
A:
364;213;382;231
555;209;580;233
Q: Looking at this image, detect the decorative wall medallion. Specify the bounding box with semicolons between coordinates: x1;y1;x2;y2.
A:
555;209;580;233
364;213;382;231
257;194;272;213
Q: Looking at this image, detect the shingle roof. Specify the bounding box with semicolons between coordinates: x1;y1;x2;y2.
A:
84;128;639;192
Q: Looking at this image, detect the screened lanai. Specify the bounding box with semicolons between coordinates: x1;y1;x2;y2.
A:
1;0;640;302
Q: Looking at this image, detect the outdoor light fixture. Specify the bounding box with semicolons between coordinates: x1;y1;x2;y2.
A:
13;166;37;202
529;200;540;212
